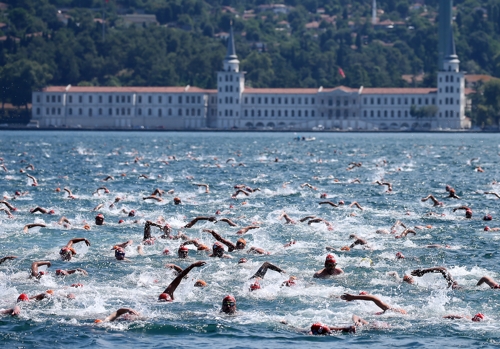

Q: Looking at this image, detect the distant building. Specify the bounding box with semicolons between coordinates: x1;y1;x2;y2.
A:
32;19;470;130
120;14;158;27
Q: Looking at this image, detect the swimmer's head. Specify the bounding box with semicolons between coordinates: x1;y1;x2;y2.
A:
249;279;261;291
158;293;173;302
48;209;55;215
472;313;484;322
212;242;225;257
83;224;91;230
55;187;61;192
59;247;73;261
118;219;124;224
163;248;170;255
173;197;181;205
17;293;29;302
395;252;405;259
55;269;62;275
222;295;236;313
359;291;368;295
128;210;136;217
94;319;103;323
238;258;247;264
484;226;490;231
403;275;414;284
95;214;104;225
483;214;492;221
320;193;327;198
310;322;331;335
194;280;207;287
325;254;337;267
114;247;126;260
236;238;246;249
71;283;83;288
338;200;345;205
15;191;21;196
178;245;189;258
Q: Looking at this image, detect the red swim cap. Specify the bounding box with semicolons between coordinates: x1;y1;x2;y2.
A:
338;200;345;205
17;293;29;302
396;252;405;259
56;269;62;275
359;291;368;295
128;210;135;217
48;210;55;215
472;313;484;322
311;323;331;335
484;226;490;231
483;214;492;221
96;214;104;219
158;293;172;302
250;281;261;291
179;245;189;252
163;248;170;255
223;295;236;303
118;219;124;224
238;258;247;264
325;254;336;265
320;193;327;198
71;283;83;288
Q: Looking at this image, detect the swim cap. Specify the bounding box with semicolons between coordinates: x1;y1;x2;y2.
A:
338;200;345;205
215;210;221;215
96;214;104;219
359;291;368;295
396;252;405;259
158;293;172;302
325;254;336;265
17;293;29;302
60;247;70;255
472;313;484;322
15;191;21;195
179;245;189;252
48;210;55;215
285;276;297;286
213;242;224;251
484;226;490;231
236;238;246;247
94;319;103;323
118;219;124;224
173;197;181;205
311;323;331;335
115;248;126;260
238;258;247;264
46;290;54;295
320;193;327;198
194;280;207;287
250;280;261;291
483;214;492;221
223;295;236;303
71;283;83;288
38;271;46;276
56;269;62;275
128;210;135;217
163;248;170;255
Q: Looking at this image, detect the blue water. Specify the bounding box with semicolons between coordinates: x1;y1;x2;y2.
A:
1;131;500;348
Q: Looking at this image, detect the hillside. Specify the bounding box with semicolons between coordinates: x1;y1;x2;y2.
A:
0;0;499;125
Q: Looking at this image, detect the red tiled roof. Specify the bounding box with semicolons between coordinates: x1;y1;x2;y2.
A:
42;86;216;93
361;88;437;94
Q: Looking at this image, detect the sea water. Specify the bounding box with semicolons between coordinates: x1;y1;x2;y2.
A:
0;131;499;348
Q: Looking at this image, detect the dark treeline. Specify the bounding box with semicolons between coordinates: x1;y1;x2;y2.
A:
0;0;499;125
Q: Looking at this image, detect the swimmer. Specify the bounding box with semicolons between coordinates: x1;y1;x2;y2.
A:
349;234;369;248
0;306;20;316
23;223;47;233
158;261;206;301
341;292;407;314
232;189;250;198
411;267;459;289
194;280;207;287
250;262;286;280
236;226;260;235
443;313;485;322
349;202;363;210
143;220;164;241
60;238;91;261
217;218;238;227
375;181;393;192
300;183;317;190
447;188;460;199
387;271;415;284
193;183;210;193
351;178;361;184
0;255;17;265
319;201;342;207
95;213;105;225
247;246;269;255
27;174;38;186
111;240;132;261
55;268;88;276
395;228;416;239
30;260;51;278
150;188;165;197
476;276;500;289
17;291;52;302
143;195;163;202
93;186;110;195
421;195;443;206
484;191;500;199
0;200;16;211
313;254;343;278
0;208;14;218
30;206;54;214
221;295;237;314
453;206;472;218
102;175;114;181
476;166;484;172
346;162;362;171
204;229;245;252
92;203;104;211
182;239;210;251
484;226;500;231
390;220;407;234
95;308;140;323
279;212;296;224
184;216;217;228
282;319;356;335
307;217;334;230
138;174;149;179
208;242;232;258
63;187;77;199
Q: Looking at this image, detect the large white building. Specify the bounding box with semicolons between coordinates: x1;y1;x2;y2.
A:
31;26;470;130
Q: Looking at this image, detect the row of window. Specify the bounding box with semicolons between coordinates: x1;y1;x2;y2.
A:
364;110;409;118
220;86;240;93
441;98;459;105
37;95;204;105
364;97;436;106
440;75;459;83
243;96;316;105
243;109;316;117
219;74;240;82
37;107;202;117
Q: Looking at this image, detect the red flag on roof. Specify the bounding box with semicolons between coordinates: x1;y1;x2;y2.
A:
338;67;346;79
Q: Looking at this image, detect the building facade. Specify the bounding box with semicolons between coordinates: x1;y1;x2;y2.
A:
31;26;470;130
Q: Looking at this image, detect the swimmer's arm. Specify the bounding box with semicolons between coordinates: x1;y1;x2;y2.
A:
0;306;20;316
329;325;356;333
340;293;390;312
250;262;285;279
452;206;469;212
319;201;338;207
23;223;47;233
476;276;497;288
68;238;91;247
299;216;315;222
162;261;206;299
165;264;183;274
443;314;466;320
203;229;236;250
113;240;133;249
104;308;140;322
0;256;17;264
31;261;51;276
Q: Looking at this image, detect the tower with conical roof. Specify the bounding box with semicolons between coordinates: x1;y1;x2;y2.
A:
436;28;465;129
215;24;245;129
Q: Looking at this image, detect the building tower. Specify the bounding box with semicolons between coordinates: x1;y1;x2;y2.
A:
437;29;465;129
216;24;245;129
438;0;453;71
